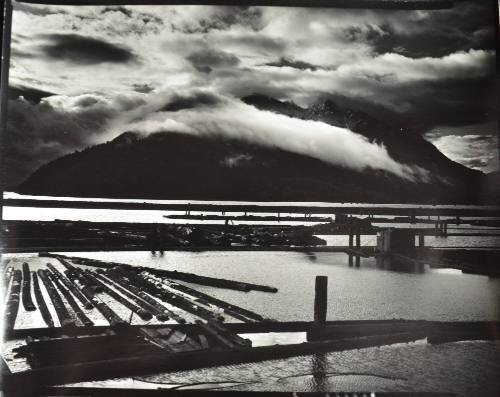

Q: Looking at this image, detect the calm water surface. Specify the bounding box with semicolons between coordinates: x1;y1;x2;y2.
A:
56;250;500;396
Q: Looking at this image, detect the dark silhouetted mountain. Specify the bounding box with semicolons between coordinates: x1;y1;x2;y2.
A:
18;95;488;203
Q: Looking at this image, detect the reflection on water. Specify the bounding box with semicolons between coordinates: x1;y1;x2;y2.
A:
311;353;328;392
375;255;424;274
135;341;499;396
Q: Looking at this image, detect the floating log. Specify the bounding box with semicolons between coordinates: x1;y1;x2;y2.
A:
207;321;252;347
47;263;93;310
131;272;223;322
15;333;161;368
145;273;267;322
61;267;125;327
93;271;169;321
46;272;93;327
139;327;202;353
37;270;76;328
4;270;22;331
42;254;278;293
194;320;239;349
82;270;153;322
103;269;186;323
3;266;13;300
32;272;54;328
21;263;36;311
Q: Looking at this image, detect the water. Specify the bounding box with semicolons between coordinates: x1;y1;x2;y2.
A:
3;193;500;395
58;250;500;322
135;341;499;396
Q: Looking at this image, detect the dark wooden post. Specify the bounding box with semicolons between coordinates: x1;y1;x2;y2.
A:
355;232;361;248
355;255;360;267
348;254;353;267
418;233;425;247
314;276;328;325
348;232;353;248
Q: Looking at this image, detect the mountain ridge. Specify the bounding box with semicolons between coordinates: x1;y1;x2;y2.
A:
17;94;490;203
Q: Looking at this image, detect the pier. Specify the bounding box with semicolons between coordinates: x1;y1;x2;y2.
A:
5;198;500;217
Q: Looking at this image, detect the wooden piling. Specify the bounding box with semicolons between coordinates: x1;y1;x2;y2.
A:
314;276;328;325
355;233;361;248
418;233;425;247
348;233;353;248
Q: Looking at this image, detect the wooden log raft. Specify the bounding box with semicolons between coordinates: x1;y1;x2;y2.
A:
82;270;153;321
37;270;76;327
59;266;125;327
21;263;36;311
4;270;22;331
46;271;94;327
149;275;268;322
32;272;54;328
133;272;224;322
46;263;93;310
102;269;186;323
43;253;278;293
94;271;171;322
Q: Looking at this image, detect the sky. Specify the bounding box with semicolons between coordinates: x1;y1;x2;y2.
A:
5;0;498;186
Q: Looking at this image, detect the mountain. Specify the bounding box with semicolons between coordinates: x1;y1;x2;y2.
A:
17;95;489;203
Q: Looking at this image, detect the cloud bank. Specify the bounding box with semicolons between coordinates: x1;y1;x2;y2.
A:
123;92;420;181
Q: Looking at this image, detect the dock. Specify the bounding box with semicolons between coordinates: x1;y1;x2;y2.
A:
5;198;500;217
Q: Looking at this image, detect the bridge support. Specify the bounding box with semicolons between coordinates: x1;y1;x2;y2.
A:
418;233;425;247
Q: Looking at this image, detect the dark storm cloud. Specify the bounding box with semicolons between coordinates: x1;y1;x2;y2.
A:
3;90;148;187
396;76;497;131
342;1;495;58
187;48;240;73
4;97;114;186
323;74;496;134
41;34;136;65
264;57;323;71
370;26;495;58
